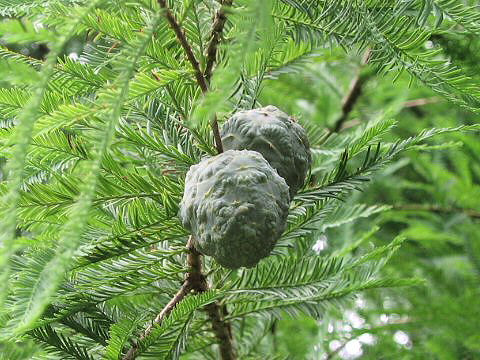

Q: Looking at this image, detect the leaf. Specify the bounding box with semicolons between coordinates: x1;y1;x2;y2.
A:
0;0;107;321
105;316;143;360
4;5;164;336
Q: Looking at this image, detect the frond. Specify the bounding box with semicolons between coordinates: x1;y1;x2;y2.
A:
0;0;106;319
224;236;413;322
1;1;477;358
4;6;165;336
104;316;143;360
29;324;95;360
135;290;220;358
273;0;480;113
318;203;390;233
419;0;480;34
0;339;42;360
297;124;479;204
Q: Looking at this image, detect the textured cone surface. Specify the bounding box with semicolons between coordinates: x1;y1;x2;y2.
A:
179;150;290;269
221;105;311;197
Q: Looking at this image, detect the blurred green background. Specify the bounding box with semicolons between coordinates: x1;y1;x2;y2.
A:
257;35;480;359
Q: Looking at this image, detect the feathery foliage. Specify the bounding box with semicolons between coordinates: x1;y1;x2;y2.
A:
0;0;478;358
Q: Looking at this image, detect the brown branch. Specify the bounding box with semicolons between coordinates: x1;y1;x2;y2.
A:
123;236;236;359
157;0;223;153
403;97;441;108
185;236;208;292
122;285;192;360
122;237;203;360
211;114;223;153
205;303;237;359
204;0;233;84
391;204;480;219
186;239;236;359
331;49;372;133
158;0;208;94
124;4;237;358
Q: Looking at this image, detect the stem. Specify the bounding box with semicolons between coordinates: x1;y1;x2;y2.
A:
185;236;208;292
331;48;372;133
391;204;480;219
211;114;224;153
187;238;236;359
157;0;223;153
204;0;233;84
123;3;237;358
403;97;441;108
122;237;204;360
205;303;237;360
158;0;208;94
123;237;236;359
122;284;191;360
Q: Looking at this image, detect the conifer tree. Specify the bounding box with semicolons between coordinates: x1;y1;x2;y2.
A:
0;1;479;359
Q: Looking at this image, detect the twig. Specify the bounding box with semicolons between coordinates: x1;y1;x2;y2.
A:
185;236;208;293
330;49;372;133
325;319;414;359
185;240;236;359
325;340;348;360
123;236;237;359
124;3;237;358
204;0;233;84
205;303;237;360
157;0;223;153
391;204;480;219
123;237;206;360
403;97;441;108
158;0;208;94
211;114;223;153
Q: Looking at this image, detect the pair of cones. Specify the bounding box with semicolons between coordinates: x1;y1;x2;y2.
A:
179;106;311;268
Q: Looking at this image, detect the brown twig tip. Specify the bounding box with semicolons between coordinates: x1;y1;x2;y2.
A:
212;115;224;153
403;97;441;108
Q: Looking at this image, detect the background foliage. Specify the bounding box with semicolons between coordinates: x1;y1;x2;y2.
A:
0;0;478;359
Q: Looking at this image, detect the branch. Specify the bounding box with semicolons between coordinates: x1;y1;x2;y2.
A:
205;303;236;360
122;282;192;360
330;49;372;134
391;204;480;219
403;97;441;108
124;4;236;358
186;239;236;359
158;0;208;94
157;0;223;153
122;237;205;360
211;114;224;153
185;236;208;293
204;0;233;84
123;237;236;359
